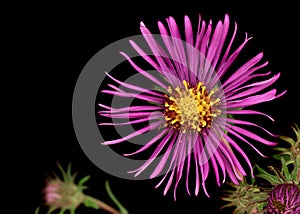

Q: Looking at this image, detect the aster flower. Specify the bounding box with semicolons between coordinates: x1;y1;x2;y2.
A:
99;14;285;199
266;183;300;214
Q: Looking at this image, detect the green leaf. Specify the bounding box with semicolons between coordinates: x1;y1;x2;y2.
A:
292;155;300;181
255;165;280;184
254;164;268;175
257;202;267;211
83;197;100;210
286;160;295;165
281;157;292;181
273;153;285;161
105;181;128;214
273;148;290;152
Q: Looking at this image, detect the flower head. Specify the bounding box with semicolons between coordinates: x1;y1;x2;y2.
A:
99;14;285;199
42;163;87;213
40;163;125;214
266;183;300;213
44;179;84;210
220;178;268;214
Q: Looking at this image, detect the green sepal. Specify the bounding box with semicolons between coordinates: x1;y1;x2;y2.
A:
226;108;243;120
147;101;164;106
46;207;57;214
153;85;168;94
273;153;290;161
279;136;295;146
257;202;267;211
58;208;66;214
78;175;90;190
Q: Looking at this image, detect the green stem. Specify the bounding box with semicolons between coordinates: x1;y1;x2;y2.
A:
105;181;128;214
85;196;120;214
34;207;40;214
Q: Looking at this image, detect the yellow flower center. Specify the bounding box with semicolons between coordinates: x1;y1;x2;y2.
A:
163;80;221;133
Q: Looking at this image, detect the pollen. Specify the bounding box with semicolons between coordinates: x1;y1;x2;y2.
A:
163;80;221;133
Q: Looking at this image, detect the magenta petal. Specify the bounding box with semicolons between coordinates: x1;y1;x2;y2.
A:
217;33;251;81
128;130;171;177
223;133;254;177
227;89;278;108
210;14;230;68
224;61;269;94
185;133;197;196
100;111;158;119
124;129;169;157
102;121;162;145
219;142;246;178
223;52;264;88
210;155;221;186
140;22;181;84
225;124;271;155
226;109;274;121
129;40;160;70
101;89;164;103
226;118;278;137
164;169;175;196
226;72;280;101
99;115;160;126
194;153;200;196
173;141;186;200
105;72;163;97
98;104;164;113
155;133;181;189
184;15;194;45
228;124;277;146
151;132;178;178
119;51;167;88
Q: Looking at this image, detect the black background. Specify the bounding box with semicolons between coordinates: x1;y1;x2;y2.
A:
25;0;300;213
